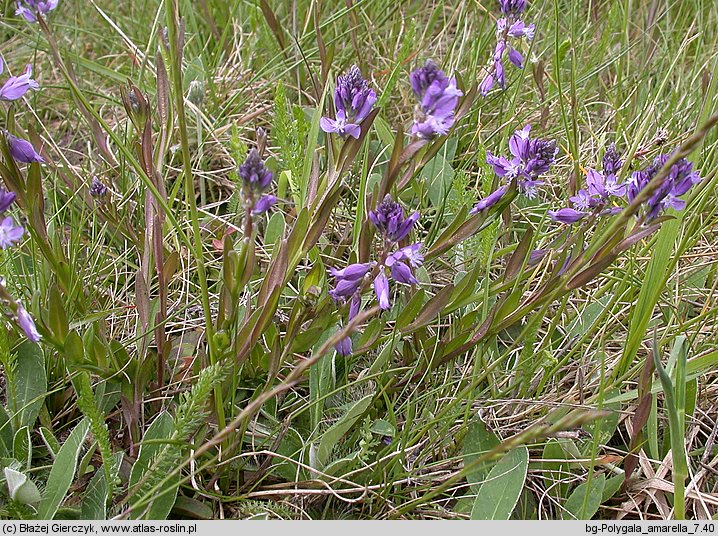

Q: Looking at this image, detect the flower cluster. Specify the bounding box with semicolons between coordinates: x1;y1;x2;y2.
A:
628;153;701;222
480;0;535;96
472;124;557;214
238;148;277;215
320;65;377;139
329;195;424;355
409;60;463;138
549;143;626;224
15;0;59;23
89;176;108;198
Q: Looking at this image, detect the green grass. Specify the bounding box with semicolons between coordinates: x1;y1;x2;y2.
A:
0;0;716;521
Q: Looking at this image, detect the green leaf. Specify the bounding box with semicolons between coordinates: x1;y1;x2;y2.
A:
129;412;177;519
81;453;123;520
602;474;624;503
463;418;500;491
542;438;575;499
471;446;529;520
315;394;374;469
264;211;285;248
38;419;90;520
13;426;31;470
0;405;13;457
396;289;425;330
563;473;606;520
10;342;47;430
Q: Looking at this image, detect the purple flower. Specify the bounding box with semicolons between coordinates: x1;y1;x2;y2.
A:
586;168;626;199
499;0;527;15
390;261;418;285
528;248;548;265
16;302;40;342
549;208;587;224
0;63;39;101
251;194;277;215
334;335;352;357
386;243;424;269
602;143;623;175
6;133;44;163
369;194;419;242
569;189;596;211
320;65;376;139
15;0;58;22
335;293;361;356
628;153;701;221
470;185;508;214
238;148;273;191
410;60;463;138
373;272;390;310
89;177;107;198
486;124;557;198
329;262;373;301
0;188;16;213
0;216;24;248
481;3;535;97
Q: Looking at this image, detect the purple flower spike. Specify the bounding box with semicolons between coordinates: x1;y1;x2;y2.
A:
251;194;277;215
0;188;16;213
0;216;24;249
470;185;508;214
549;208;587;224
16;302;40;342
486;124;556;199
6;133;44;164
499;0;527;16
89;177;107;198
482;1;534;96
238;148;273;191
410;60;463;138
15;0;58;23
628;153;701;221
373;272;390;310
602;143;623;175
321;65;376;139
0;64;39;101
369;195;419;242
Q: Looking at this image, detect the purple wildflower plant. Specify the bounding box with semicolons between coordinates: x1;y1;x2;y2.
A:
320;65;377;139
329;200;425;354
238;148;277;215
15;0;58;23
481;0;535;96
0;61;39;102
628;153;701;221
409;60;463;138
486;124;557;198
